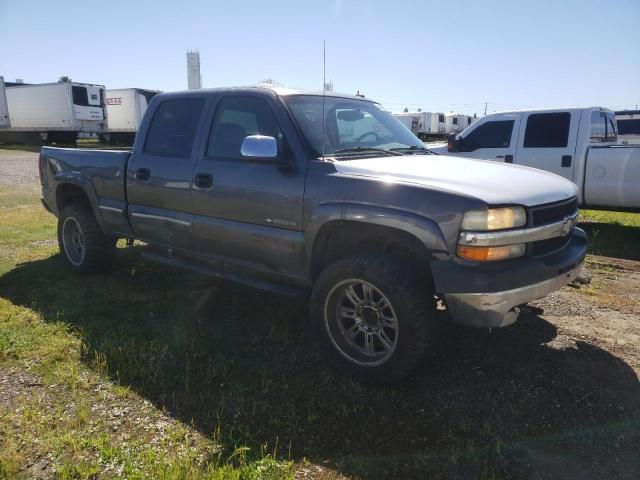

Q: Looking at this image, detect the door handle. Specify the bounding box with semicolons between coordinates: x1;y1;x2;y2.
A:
135;168;150;181
194;172;213;189
495;155;504;158
562;155;572;167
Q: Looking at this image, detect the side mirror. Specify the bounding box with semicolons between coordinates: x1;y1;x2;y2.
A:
447;133;458;153
241;135;278;160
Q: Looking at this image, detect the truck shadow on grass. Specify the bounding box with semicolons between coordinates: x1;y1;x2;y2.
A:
579;221;640;261
1;248;639;479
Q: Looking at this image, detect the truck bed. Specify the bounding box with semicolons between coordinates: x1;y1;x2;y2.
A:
39;146;132;235
584;145;640;210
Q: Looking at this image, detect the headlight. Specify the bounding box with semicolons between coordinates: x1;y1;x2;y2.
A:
461;207;526;231
457;243;526;262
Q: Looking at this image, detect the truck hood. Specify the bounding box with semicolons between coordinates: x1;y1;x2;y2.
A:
332;155;578;207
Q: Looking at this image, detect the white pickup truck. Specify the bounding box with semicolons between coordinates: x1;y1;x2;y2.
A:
430;107;640;212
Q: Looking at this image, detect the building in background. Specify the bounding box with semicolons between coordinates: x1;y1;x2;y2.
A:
187;50;202;90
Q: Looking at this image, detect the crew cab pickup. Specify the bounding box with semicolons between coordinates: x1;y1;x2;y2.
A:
39;87;587;383
430;107;640;212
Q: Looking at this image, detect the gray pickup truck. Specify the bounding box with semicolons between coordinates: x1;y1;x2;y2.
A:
39;86;587;383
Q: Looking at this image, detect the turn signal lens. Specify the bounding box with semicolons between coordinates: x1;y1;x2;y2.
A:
461;207;526;231
457;244;526;262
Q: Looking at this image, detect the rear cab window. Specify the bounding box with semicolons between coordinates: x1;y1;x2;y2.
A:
590;110;618;143
523;112;570;148
144;98;205;157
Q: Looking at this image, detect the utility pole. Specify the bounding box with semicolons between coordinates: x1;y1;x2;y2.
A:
484;102;487;116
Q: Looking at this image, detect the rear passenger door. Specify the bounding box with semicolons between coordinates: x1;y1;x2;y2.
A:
514;111;579;181
456;113;521;162
127;96;207;250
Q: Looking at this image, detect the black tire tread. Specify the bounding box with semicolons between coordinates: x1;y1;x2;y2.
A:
57;203;116;273
310;254;438;384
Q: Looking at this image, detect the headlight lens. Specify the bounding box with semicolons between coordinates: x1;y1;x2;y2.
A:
457;244;526;262
461;207;526;231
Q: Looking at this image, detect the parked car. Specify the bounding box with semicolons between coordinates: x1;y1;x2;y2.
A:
615;110;640;145
0;81;107;145
430;107;640;212
39;87;586;383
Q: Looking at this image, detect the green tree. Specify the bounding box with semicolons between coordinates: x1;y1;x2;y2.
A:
58;76;71;83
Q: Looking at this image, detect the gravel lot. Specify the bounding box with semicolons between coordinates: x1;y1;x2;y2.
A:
0;149;40;186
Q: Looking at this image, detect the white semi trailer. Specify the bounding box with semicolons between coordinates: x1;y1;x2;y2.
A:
392;111;446;140
104;88;159;145
0;77;9;128
445;113;475;134
0;82;107;145
616;110;640;145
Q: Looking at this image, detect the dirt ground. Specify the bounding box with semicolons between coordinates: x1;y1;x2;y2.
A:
1;148;639;479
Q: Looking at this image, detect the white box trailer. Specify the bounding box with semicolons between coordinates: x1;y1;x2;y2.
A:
105;88;159;145
392;111;446;140
445;113;472;134
0;77;9;128
0;82;107;145
615;110;640;145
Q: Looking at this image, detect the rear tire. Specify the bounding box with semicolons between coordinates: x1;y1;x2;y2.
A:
57;203;116;273
310;255;439;384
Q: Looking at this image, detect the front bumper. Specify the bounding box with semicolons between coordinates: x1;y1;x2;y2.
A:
432;228;587;328
445;260;582;327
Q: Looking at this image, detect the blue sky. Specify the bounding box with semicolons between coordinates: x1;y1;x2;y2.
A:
1;0;638;115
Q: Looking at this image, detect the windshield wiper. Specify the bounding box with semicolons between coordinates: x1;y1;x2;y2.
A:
390;145;438;155
333;146;404;157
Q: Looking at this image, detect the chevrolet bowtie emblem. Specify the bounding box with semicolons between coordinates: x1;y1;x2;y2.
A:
561;216;575;236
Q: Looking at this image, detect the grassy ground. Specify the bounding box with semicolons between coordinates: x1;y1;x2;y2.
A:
0;189;294;479
580;209;640;260
1;183;639;479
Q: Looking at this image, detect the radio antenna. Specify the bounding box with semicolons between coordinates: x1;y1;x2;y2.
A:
321;40;326;159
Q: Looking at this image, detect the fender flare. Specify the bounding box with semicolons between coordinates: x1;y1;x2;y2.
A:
53;173;108;232
304;202;449;271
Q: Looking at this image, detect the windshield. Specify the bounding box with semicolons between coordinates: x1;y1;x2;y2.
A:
284;95;427;158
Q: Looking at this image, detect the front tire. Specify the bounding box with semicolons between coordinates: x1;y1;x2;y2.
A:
57;203;116;273
310;255;439;384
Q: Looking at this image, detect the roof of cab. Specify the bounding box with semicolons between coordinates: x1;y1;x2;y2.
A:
154;85;376;103
486;106;614;115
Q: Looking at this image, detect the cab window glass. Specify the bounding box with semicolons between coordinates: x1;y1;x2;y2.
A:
207;97;282;159
462;120;514;150
523;112;570;148
144;98;204;157
589;111;619;143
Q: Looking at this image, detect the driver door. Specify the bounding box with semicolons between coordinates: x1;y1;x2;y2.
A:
189;94;307;277
457;113;522;162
